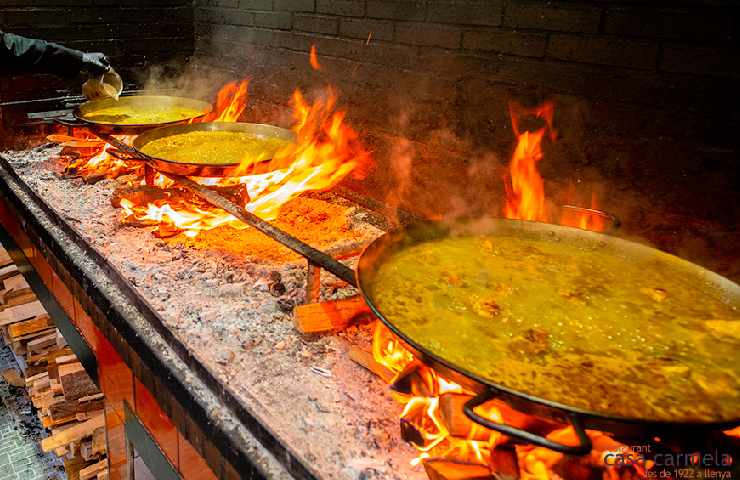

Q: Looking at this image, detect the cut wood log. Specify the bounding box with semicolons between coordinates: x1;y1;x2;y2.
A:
3;273;30;293
41;413;105;452
0;264;19;281
48;398;79;422
3;290;37;308
0;248;12;267
59;363;98;402
79;458;107;480
1;368;25;387
92;426;106;456
7;314;53;339
55;354;78;365
439;393;490;441
423;459;493;480
348;345;395;384
27;332;58;353
0;300;45;326
489;448;520;480
293;296;372;333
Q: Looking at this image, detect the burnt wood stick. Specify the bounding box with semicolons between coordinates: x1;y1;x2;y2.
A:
165;173;358;286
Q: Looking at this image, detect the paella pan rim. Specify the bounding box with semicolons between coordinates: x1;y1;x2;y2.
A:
130;122;296;177
74;94;212;129
355;217;740;431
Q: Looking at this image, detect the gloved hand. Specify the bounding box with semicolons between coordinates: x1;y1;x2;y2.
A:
81;52;111;75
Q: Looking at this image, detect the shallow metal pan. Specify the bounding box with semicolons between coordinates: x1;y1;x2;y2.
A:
127;122;295;178
356;218;740;454
71;95;211;135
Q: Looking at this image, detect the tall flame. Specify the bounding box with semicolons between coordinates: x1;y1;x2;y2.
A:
198;79;249;123
309;44;321;70
503;101;554;222
114;84;370;236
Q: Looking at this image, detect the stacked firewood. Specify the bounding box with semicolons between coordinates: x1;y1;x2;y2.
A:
0;245;109;480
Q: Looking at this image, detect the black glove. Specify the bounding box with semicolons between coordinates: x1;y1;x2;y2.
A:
81;52;111;75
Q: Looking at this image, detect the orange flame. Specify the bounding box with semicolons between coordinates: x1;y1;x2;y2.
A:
114;84;370;236
198;79;249;123
309;44;321;70
503;101;554;222
373;321;647;478
372;322;504;466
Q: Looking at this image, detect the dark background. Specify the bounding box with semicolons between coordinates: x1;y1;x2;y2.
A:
1;0;739;277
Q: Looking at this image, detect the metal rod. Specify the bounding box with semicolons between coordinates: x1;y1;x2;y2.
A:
164;173;358;287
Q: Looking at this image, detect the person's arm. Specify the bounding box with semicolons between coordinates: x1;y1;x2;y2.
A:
1;31;110;77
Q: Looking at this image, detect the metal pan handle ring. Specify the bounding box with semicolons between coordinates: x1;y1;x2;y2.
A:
463;389;592;455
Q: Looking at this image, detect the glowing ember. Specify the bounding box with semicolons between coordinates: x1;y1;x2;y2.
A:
113;82;370;237
62;134;139;179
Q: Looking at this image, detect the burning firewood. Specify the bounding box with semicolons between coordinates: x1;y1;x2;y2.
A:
423;459;493;480
439;393;490;441
293;296;372;333
347;345;395;383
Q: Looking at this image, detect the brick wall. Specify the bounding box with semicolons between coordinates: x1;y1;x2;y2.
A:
191;0;739;220
0;0;194;101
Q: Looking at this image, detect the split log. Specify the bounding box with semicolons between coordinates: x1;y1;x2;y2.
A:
7;314;53;339
489;448;520;480
390;360;433;397
348;346;395;384
48;398;80;423
1;368;25;387
423;460;493;480
293;296;372;333
0;300;45;326
92;427;106;456
79;459;107;480
27;332;59;353
59;363;98;402
0;264;19;281
439;393;490;441
0;248;13;267
41;413;105;452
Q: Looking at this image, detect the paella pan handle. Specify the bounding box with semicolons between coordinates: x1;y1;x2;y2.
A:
463;389;592;455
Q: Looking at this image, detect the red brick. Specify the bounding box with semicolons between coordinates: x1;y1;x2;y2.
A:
273;0;314;12
366;0;426;21
339;18;393;41
197;7;254;25
294;13;339;34
462;29;546;57
427;0;503;26
238;0;272;9
395;22;461;48
547;34;658;69
317;0;364;17
661;45;740;77
604;8;734;41
254;11;292;29
504;2;601;33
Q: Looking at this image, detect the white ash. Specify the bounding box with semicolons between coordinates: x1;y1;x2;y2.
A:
2;146;425;480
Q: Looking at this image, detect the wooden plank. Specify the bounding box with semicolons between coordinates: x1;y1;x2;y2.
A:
0;300;46;326
59;363;98;402
0;249;13;268
293;296;372;333
79;458;107;480
27;332;58;353
7;314;53;339
0;264;19;280
41;413;105;452
348;346;395;384
3;291;37;308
